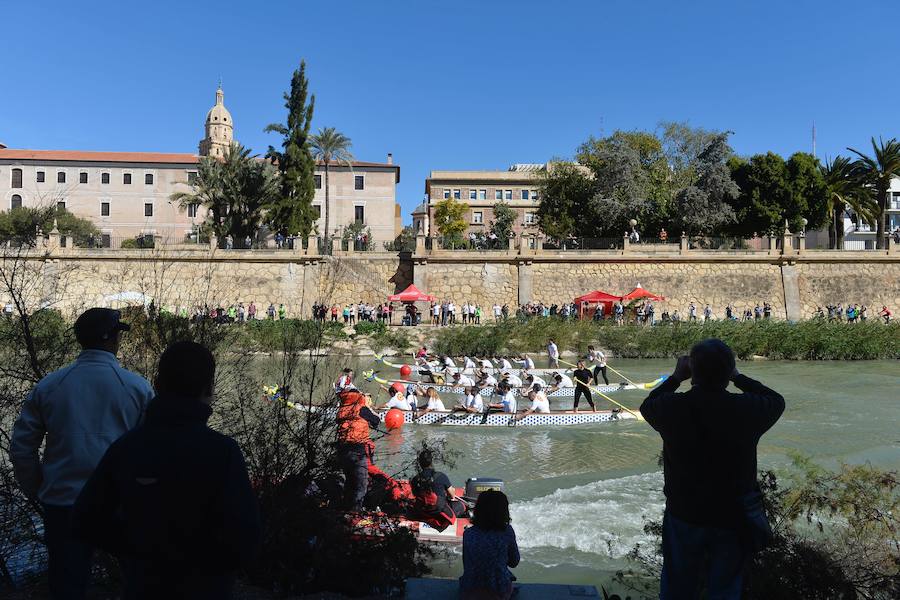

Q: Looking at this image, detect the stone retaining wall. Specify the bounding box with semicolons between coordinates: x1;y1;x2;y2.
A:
4;247;898;320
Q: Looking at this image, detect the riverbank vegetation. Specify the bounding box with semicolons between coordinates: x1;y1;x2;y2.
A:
616;456;900;599
431;319;900;360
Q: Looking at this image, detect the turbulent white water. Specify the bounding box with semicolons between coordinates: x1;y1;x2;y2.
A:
511;472;664;559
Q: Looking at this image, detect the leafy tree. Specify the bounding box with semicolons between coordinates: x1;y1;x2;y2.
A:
384;224;416;252
265;60;317;237
170;143;278;247
341;220;373;250
787;152;827;232
310;127;354;250
536;162;594;239
433;198;467;246
0;206;99;247
848;136;900;249
658;121;719;189
820;156;877;249
671;133;738;235
489;201;517;243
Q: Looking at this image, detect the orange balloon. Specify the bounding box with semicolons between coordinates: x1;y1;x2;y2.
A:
384;408;405;431
399;364;412;378
390;383;405;396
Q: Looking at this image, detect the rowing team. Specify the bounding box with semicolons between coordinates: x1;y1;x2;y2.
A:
414;350;538;372
338;361;613;416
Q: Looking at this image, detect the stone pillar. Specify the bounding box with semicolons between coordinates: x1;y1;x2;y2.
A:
307;235;318;255
622;233;630;255
47;225;61;251
781;225;795;256
768;235;778;256
153;233;163;249
517;260;533;306
535;234;544;254
679;232;689;255
65;235;74;250
209;234;218;251
415;233;425;255
332;237;342;255
507;234;519;257
797;234;806;254
887;234;898;255
781;263;802;322
413;258;428;292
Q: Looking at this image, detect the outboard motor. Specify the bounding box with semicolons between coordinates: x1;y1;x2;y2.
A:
465;478;504;500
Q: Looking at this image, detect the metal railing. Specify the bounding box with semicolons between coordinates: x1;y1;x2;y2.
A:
543;237;623;250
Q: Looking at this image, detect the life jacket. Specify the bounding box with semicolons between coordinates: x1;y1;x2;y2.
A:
409;469;456;531
410;470;441;511
337;391;371;445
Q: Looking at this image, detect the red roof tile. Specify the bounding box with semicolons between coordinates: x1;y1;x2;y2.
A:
0;149;200;164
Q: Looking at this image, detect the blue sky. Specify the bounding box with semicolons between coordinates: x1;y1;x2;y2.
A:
3;1;899;222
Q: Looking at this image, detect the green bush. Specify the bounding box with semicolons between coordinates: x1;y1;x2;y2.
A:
432;319;900;360
354;320;386;336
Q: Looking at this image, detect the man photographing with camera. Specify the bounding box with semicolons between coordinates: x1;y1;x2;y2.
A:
640;338;785;600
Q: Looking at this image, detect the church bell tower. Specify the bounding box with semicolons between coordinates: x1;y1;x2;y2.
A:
199;85;235;157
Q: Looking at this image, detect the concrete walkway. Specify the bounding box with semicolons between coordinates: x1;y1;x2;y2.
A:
405;578;600;599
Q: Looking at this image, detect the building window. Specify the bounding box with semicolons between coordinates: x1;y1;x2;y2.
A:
57;172;66;183
504;190;512;200
145;173;154;185
80;172;88;184
453;189;461;199
354;175;364;190
187;171;198;184
354;205;365;223
314;174;322;189
36;171;45;183
11;168;23;188
101;202;110;216
124;173;132;185
57;201;66;211
11;194;22;209
312;205;321;219
101;234;111;248
473;211;483;224
521;189;530;200
525;212;536;225
469;189;477;200
144;203;153;217
478;189;486;200
443;189;450;199
495;190;502;200
187;203;198;218
101;172;110;184
531;189;539;201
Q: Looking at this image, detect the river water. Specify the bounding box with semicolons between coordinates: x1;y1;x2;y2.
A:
365;358;899;592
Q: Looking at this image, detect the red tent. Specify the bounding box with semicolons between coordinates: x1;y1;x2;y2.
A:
621;283;665;302
388;284;436;303
574;290;621;318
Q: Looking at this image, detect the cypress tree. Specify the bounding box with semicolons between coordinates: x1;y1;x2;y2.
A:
265;60;317;238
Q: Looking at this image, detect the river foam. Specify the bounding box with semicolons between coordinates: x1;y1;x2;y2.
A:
510;471;665;558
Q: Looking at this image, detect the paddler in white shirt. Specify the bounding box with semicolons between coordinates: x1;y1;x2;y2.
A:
586;344;610;385
381;385;415;411
460;386;485;413
454;371;476;388
462;356;477;372
489;382;517;413
518;385;551;418
476;370;498;388
441;355;457;370
498;357;514;370
501;371;523;388
479;358;494;370
514;354;536;370
549;371;574;393
523;372;547;393
418;387;446;416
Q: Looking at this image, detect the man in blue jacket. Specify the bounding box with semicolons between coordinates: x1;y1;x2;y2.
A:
72;341;260;599
10;308;153;599
640;339;784;600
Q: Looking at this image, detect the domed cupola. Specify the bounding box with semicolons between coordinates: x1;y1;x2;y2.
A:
199;86;235;157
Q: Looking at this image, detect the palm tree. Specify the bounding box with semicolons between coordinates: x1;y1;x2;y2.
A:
170;143;278;248
847;137;900;249
309;127;354;250
820;156;877;249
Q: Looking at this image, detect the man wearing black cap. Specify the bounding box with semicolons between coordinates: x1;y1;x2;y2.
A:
10;307;154;599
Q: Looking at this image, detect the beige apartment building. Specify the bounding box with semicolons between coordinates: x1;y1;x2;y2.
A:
418;164;547;238
0;87;400;247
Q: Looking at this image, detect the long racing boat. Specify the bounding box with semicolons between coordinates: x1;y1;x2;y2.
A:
371;407;637;427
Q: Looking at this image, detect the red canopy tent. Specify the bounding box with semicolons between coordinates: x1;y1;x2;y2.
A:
388;284;436;303
574;290;621;318
621;283;666;302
